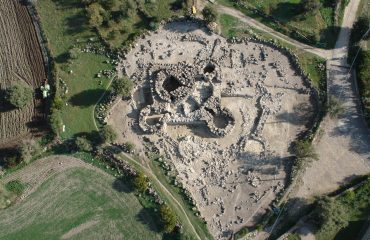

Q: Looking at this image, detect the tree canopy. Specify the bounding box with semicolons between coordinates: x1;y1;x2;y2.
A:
159;204;177;233
112;77;133;98
5;83;33;109
100;125;117;143
201;5;218;23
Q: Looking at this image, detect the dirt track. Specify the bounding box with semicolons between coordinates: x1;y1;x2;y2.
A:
0;0;46;147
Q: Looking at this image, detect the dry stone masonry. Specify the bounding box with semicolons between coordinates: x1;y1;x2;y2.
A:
117;20;315;239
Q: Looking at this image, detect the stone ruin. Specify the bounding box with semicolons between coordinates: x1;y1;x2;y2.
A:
117;20;315;239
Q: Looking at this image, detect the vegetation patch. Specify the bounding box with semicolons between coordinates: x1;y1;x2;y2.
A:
311;177;370;240
0;167;162;240
217;0;341;48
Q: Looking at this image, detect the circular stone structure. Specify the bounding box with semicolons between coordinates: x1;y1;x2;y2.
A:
115;20;315;239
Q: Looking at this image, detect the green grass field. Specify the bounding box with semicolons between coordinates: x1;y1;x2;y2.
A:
36;0;113;139
0;167;162;240
217;0;339;48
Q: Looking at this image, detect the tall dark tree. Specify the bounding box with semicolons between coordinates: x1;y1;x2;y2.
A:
201;5;218;23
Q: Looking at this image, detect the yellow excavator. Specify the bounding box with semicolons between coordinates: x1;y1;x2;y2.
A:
191;0;197;15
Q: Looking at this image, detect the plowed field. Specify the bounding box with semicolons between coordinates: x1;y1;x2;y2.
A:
0;0;46;147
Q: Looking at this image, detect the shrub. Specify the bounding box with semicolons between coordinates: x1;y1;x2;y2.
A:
132;172;148;193
5;83;33;109
293;139;318;160
300;0;321;12
125;141;135;152
159;204;177;233
201;5;218;23
5;180;25;196
100;125;117;143
49;110;63;136
52;97;64;110
327;95;344;118
75;137;93;152
87;3;106;27
68;47;79;60
19;139;41;164
112;76;133;98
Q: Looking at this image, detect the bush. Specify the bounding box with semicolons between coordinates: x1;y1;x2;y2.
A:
159;204;177;233
327;95;344;118
112;76;133;98
87;3;106;27
68;47;79;60
201;5;218;23
125;141;135;152
19;139;41;164
293;139;318;160
5;180;25;196
300;0;321;12
75;137;93;152
132;172;148;193
100;125;117;143
5;83;33;109
52;97;64;110
49;110;63;136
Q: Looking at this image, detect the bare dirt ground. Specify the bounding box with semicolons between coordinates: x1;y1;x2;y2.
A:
0;0;46;148
295;0;370;200
108;21;315;239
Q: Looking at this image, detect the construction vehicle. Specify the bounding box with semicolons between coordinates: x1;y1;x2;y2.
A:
191;0;197;15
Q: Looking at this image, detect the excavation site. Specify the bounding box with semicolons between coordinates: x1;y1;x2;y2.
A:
109;20;316;239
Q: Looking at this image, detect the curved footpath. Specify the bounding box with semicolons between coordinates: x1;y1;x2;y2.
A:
206;1;332;59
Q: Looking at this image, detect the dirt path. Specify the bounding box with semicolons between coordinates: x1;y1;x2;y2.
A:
200;0;332;59
116;152;203;240
296;0;369;200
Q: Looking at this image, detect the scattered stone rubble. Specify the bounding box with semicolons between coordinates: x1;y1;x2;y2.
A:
117;20;315;239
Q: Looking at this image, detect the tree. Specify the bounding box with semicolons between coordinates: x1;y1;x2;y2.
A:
75;137;93;152
100;125;117;143
132;172;148;192
19;139;41;164
159;204;177;233
49;110;63;136
201;5;218;23
313;197;349;236
5;83;33;109
351;17;370;43
112;77;133;98
300;0;321;12
87;3;105;27
293;139;318;160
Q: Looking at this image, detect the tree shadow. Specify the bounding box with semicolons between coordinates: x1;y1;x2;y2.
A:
64;10;88;35
55;52;70;64
53;0;84;9
73;131;102;145
135;208;162;233
0;147;20;169
69;89;106;107
276;102;314;126
112;175;134;193
271;2;302;23
320;26;346;49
